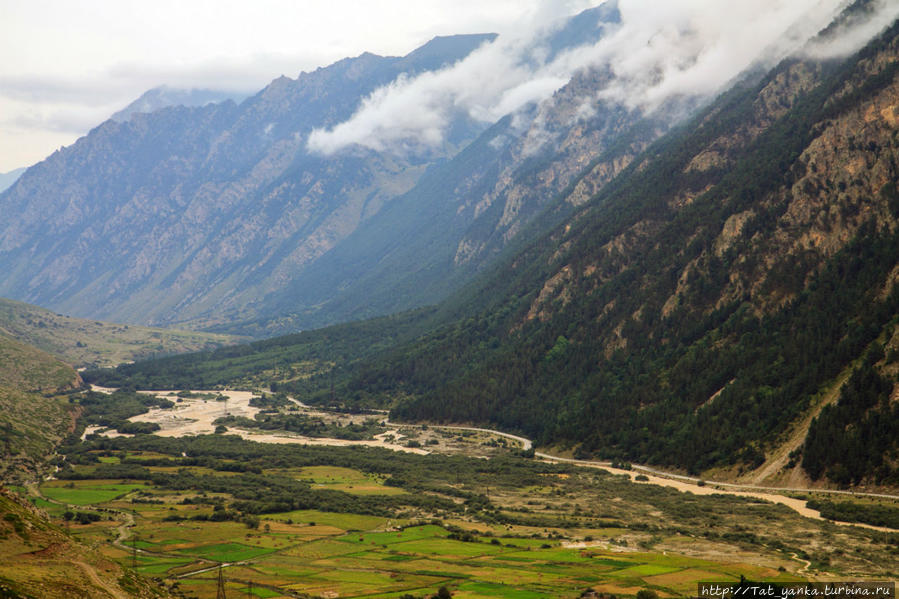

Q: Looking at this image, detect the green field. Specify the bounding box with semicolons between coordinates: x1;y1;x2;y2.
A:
177;542;276;562
35;437;896;598
40;481;146;505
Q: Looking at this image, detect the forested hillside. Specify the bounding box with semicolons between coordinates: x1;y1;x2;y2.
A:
381;15;899;483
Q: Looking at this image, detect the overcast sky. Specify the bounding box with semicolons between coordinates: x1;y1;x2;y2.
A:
0;0;599;172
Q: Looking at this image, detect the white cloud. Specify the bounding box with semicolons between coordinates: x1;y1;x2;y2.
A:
2;0;896;171
308;0;891;157
802;0;899;60
308;5;609;155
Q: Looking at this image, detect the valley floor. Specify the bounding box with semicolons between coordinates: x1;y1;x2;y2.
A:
15;386;897;598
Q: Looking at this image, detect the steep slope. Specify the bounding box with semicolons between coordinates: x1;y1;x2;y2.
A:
246;101;667;335
0;333;82;481
0;297;243;368
226;4;698;335
383;12;899;482
0;34;495;329
0;489;171;598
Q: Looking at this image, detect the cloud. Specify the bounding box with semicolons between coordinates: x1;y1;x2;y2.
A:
308;0;889;157
587;0;847;110
308;3;609;155
802;0;899;60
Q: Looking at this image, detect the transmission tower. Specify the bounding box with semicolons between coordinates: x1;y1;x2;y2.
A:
216;564;227;599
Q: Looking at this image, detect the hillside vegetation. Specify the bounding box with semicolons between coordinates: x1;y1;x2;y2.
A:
0;297;243;369
0;489;172;598
0;333;82;481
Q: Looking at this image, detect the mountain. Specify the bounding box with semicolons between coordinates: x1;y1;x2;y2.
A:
0;167;25;193
109;85;245;123
384;9;899;485
0;297;244;369
243;65;681;336
0;4;664;336
84;2;899;489
0;33;498;330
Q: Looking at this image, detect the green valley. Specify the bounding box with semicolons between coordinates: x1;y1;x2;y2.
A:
4;2;899;597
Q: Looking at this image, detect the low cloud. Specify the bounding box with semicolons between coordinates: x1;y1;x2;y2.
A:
307;20;585;155
802;0;899;60
308;0;895;157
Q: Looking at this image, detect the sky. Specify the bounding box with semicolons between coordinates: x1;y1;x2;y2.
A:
2;0;896;173
0;0;594;172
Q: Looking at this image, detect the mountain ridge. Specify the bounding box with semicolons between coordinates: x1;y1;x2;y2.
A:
0;32;499;330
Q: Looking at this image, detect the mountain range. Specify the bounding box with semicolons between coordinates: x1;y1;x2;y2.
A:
0;3;682;336
85;0;899;490
5;0;899;489
0;32;498;330
5;4;899;597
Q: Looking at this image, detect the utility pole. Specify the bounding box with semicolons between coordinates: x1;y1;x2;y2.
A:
131;509;138;569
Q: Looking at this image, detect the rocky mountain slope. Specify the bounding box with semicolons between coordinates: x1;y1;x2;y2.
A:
0;33;496;330
0;332;81;481
379;8;899;486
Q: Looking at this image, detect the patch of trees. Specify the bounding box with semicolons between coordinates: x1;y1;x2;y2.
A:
213;413;385;441
802;351;899;486
74;389;172;435
807;499;899;530
62;511;102;525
